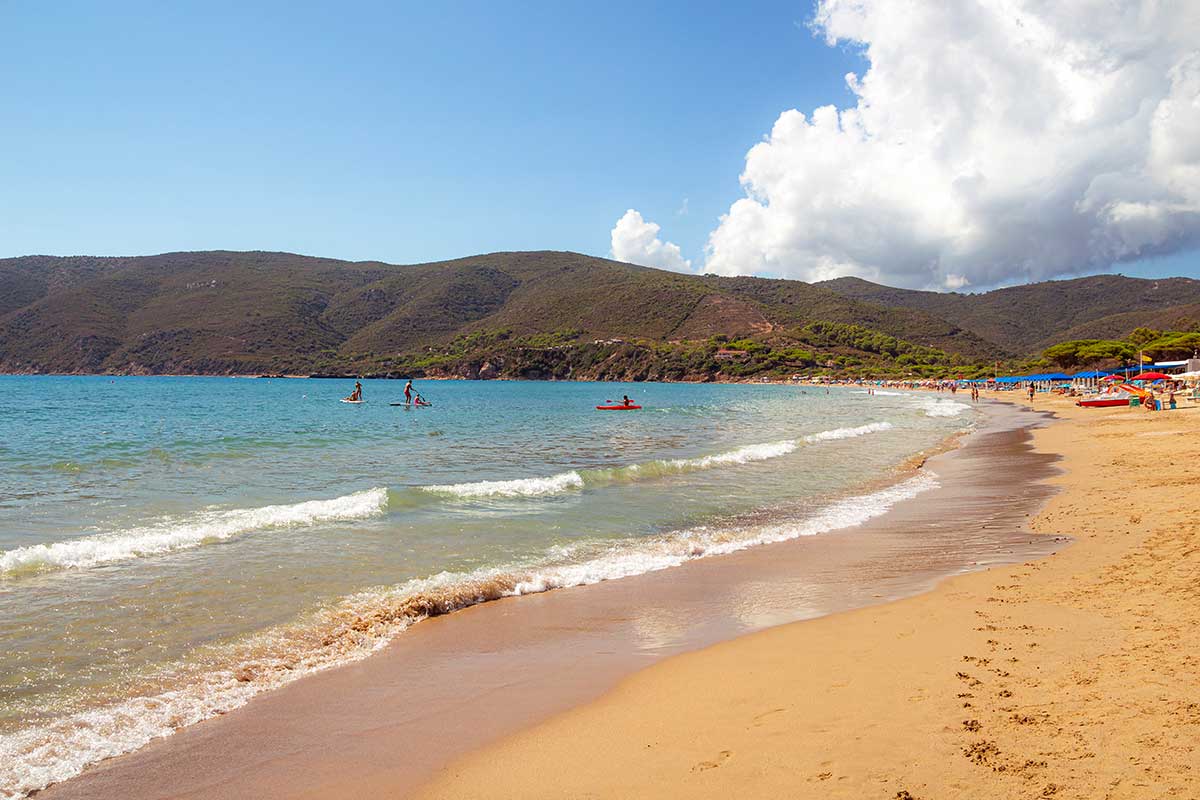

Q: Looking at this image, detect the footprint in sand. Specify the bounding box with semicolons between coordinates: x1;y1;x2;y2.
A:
751;707;787;726
692;750;733;772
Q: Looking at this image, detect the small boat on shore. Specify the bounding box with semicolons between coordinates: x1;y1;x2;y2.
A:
1077;395;1131;408
1076;384;1143;408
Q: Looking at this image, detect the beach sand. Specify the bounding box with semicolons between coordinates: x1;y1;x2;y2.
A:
36;401;1064;799
416;393;1199;799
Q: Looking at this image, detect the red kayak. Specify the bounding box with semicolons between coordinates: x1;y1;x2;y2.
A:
596;404;641;410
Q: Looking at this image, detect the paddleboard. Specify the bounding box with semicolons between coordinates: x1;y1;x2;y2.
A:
596;404;641;410
390;402;433;407
341;399;365;404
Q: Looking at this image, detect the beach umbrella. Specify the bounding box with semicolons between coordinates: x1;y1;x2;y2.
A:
1101;374;1124;382
1132;372;1171;381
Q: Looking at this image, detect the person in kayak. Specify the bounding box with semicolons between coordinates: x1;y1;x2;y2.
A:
404;380;414;405
622;395;632;406
345;380;363;401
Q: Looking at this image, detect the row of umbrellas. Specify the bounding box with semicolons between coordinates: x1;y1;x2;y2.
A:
1101;372;1181;382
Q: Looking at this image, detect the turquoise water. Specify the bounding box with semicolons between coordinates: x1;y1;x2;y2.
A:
0;377;974;798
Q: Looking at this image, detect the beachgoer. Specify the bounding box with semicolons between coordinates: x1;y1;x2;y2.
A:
1168;390;1177;410
346;380;362;401
622;395;632;407
1028;385;1035;403
404;380;413;405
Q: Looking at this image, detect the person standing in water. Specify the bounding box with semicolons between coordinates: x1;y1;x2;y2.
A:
346;380;363;401
404;379;414;405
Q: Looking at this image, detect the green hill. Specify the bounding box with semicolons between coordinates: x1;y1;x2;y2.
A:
0;250;999;378
817;274;1200;353
1;249;1196;380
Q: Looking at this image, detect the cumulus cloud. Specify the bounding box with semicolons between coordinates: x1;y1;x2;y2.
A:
704;0;1200;289
611;209;692;272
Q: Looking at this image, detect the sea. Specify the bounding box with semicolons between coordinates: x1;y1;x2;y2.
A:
0;376;974;798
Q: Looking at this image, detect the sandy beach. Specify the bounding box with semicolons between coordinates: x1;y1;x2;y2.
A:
417;392;1199;799
33;397;1064;800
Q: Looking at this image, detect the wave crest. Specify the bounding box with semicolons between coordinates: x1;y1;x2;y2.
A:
803;421;893;442
420;424;893;500
0;488;389;579
422;471;585;499
918;398;971;418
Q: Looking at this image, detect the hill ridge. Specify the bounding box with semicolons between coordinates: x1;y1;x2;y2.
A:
1;250;1197;378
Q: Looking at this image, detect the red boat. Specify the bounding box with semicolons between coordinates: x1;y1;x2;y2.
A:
1077;387;1138;408
1076;396;1131;408
596;404;641;410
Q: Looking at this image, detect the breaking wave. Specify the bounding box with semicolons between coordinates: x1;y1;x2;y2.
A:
1;421;902;581
421;423;893;500
803;421;893;442
918;398;971;418
0;471;936;800
422;471;585;498
0;489;389;579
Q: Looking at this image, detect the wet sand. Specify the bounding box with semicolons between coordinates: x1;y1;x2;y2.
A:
419;393;1200;799
39;400;1062;799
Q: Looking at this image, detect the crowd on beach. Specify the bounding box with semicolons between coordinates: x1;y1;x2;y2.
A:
792;373;1197;412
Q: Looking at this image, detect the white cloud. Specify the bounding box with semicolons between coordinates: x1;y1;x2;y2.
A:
610;209;692;272
704;1;1200;289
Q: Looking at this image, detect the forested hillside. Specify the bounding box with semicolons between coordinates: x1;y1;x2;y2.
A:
2;250;1197;380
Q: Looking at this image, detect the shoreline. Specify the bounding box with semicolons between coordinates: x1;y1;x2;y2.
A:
34;399;1063;799
416;392;1200;799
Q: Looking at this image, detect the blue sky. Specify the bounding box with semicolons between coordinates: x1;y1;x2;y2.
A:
2;1;1197;286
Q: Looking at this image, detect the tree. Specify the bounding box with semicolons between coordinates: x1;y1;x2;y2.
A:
1127;327;1162;347
1142;332;1200;359
1076;340;1136;366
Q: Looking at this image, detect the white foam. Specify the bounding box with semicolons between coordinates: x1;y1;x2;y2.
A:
0;489;389;578
423;471;585;498
850;389;906;396
918;397;971;417
660;439;798;470
423;426;895;500
0;471;937;800
803;421;894;442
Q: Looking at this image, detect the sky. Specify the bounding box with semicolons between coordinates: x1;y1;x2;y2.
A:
2;0;1198;290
